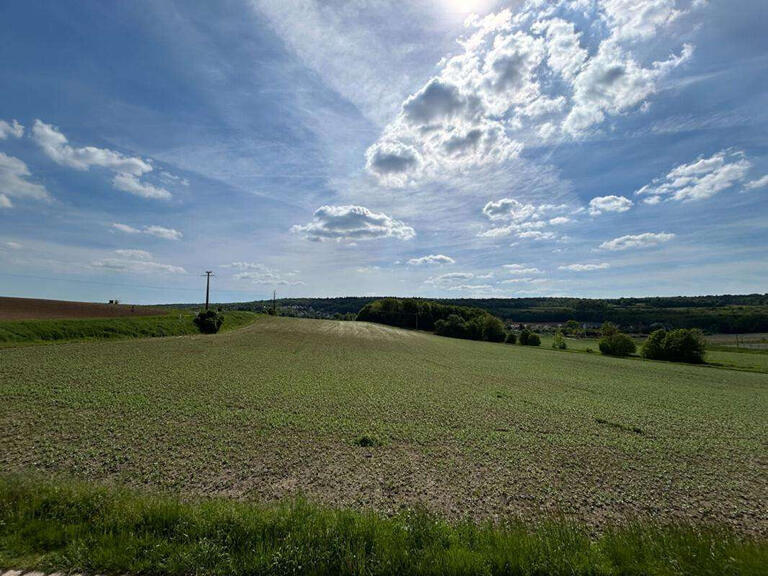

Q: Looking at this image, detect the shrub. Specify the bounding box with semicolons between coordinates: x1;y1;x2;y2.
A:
663;329;706;363
641;329;667;360
482;315;506;342
642;328;706;363
552;329;567;350
520;330;541;346
599;333;636;357
194;310;224;334
505;332;517;344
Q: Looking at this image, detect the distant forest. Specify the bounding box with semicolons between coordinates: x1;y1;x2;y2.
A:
197;294;768;334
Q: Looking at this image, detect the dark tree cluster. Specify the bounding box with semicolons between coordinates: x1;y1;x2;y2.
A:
642;328;707;363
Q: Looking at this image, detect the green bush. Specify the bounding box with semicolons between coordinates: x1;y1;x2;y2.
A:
599;333;636;357
482;315;506;342
519;330;541;346
552;329;567;350
505;332;517;344
642;328;706;363
642;329;667;360
194;310;224;334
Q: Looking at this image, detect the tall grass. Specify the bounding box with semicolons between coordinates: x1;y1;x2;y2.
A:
0;311;258;345
0;476;764;575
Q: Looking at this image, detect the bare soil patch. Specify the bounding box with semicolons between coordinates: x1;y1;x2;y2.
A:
0;296;165;320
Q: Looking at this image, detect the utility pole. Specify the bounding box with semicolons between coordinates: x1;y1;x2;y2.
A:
272;289;277;315
203;271;214;310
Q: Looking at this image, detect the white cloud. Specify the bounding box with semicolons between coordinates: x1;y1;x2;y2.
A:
114;249;153;261
4;241;23;249
588;195;633;215
112;172;172;200
599;231;675;251
31;120;171;200
425;272;475;287
111;223;183;240
744;175;768;190
0;152;50;208
601;0;685;41
503;264;542;274
563;42;693;135
365;141;423;187
636;150;752;203
558;263;610;271
143;225;184;241
291;205;415;242
446;284;494;292
0;119;24;139
92;252;186;274
500;277;547;285
224;262;304;286
480;198;571;241
407;254;455;266
365;1;699;184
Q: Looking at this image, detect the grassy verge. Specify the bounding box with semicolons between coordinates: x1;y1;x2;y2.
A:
0;476;764;576
0;311;260;346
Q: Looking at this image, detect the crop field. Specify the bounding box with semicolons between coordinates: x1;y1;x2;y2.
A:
0;296;165;320
1;316;766;542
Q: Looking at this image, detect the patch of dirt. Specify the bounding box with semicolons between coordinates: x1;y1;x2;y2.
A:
0;297;165;320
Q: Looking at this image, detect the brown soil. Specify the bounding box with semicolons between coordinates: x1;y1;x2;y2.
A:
0;296;165;320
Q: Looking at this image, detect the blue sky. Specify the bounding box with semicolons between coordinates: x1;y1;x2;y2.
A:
0;0;766;304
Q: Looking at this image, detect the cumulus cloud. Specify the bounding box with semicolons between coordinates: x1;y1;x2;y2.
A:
291;205;415;242
636;150;752;203
224;262;304;286
745;175;768;190
365;0;699;184
0;152;51;208
92;250;186;274
407;254;455;266
0;119;24;139
588;195;633;215
365;141;422;187
31;120;172;200
480;198;571;241
558;263;610;271
112;223;183;240
599;231;675;251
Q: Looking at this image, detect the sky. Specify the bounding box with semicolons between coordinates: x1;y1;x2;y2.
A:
0;0;766;304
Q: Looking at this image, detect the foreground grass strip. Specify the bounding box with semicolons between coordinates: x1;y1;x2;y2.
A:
0;477;765;576
0;311;259;345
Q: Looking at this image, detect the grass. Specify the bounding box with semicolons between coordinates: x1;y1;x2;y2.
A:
537;334;768;373
0;311;260;346
1;475;765;576
1;316;766;535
